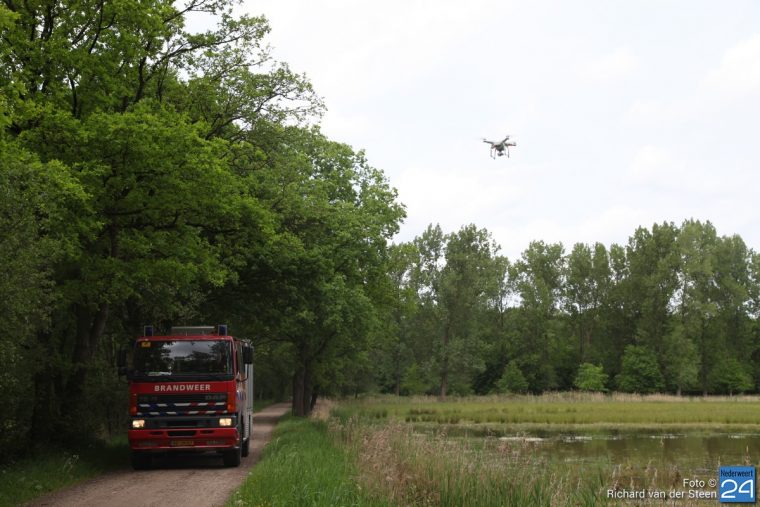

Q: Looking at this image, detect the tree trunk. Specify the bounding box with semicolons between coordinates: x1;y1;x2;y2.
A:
63;302;110;421
292;357;315;416
292;367;305;416
302;362;313;416
440;322;450;400
309;385;319;412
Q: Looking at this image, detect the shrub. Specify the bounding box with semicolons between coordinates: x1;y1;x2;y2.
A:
495;361;529;394
573;363;608;392
615;345;664;394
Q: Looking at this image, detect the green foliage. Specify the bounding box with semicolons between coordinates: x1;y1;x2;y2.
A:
410;224;500;398
573;363;609;392
495;361;529;394
616;346;665;394
708;357;754;395
401;364;432;395
0;139;89;454
0;0;403;455
661;325;699;394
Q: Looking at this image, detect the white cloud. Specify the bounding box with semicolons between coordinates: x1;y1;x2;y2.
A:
627;145;678;184
626;145;725;195
623;99;666;125
395;163;527;236
583;47;639;82
704;33;760;97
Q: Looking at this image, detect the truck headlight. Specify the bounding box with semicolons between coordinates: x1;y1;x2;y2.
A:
219;417;233;427
132;419;145;429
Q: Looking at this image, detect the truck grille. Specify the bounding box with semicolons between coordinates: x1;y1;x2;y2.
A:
136;393;227;416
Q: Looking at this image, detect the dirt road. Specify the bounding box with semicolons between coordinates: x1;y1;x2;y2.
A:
28;403;291;507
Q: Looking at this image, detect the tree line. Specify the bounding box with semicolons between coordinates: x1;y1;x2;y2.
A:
370;221;760;399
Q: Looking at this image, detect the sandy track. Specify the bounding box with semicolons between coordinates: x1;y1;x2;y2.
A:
27;402;291;507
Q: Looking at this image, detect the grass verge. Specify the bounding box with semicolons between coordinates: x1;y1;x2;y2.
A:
0;439;129;506
227;417;386;507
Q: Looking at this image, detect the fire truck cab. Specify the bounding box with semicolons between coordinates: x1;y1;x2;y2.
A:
120;325;253;470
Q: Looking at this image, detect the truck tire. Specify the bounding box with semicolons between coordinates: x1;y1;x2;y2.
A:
241;435;250;457
222;423;243;467
131;451;153;470
240;420;253;458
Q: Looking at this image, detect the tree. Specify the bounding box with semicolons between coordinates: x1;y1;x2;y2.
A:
615;345;665;393
374;243;419;395
412;224;500;398
708;357;753;395
204;128;404;416
574;363;608;392
564;243;611;364
512;241;565;391
0;139;88;451
661;324;699;395
495;361;529;394
674;220;719;395
626;223;680;354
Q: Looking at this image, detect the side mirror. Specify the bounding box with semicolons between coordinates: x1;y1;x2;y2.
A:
243;345;253;365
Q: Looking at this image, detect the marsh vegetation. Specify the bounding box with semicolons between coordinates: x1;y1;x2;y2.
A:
233;395;760;506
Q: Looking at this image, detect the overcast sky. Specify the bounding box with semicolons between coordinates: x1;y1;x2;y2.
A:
243;0;760;261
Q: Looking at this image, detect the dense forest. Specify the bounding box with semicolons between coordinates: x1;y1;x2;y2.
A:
379;221;760;400
2;0;760;462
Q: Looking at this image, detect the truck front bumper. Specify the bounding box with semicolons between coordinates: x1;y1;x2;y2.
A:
129;427;240;451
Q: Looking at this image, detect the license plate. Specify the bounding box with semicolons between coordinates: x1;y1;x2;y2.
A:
170;440;194;447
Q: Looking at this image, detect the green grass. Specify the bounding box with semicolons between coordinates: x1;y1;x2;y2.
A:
227;417;386;507
0;438;129;506
334;393;760;430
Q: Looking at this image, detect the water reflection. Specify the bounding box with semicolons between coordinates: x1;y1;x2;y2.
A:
497;430;760;469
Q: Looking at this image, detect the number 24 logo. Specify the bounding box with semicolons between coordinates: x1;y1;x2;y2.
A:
720;478;754;500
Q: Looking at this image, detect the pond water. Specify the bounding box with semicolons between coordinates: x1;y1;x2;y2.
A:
507;431;759;467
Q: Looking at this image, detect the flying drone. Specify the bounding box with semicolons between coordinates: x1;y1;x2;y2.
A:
483;135;516;158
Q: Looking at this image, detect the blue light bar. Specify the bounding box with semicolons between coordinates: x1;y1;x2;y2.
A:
218;324;228;336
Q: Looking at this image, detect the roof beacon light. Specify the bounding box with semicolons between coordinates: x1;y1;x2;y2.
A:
144;325;154;337
218;324;228;336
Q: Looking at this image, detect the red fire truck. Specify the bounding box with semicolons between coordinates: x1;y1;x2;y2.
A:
118;325;254;470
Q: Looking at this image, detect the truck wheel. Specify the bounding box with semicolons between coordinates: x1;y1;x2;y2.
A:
222;424;243;467
131;451;153;470
240;415;252;457
241;435;250;457
223;444;242;467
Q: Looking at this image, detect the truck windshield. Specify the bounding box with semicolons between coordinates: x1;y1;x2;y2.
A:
133;340;232;379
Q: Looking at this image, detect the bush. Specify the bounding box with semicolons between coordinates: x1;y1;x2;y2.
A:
573;363;608;392
615;345;664;394
495;361;529;394
708;358;753;395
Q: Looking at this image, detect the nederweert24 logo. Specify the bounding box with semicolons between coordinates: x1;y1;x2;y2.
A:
719;466;755;503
